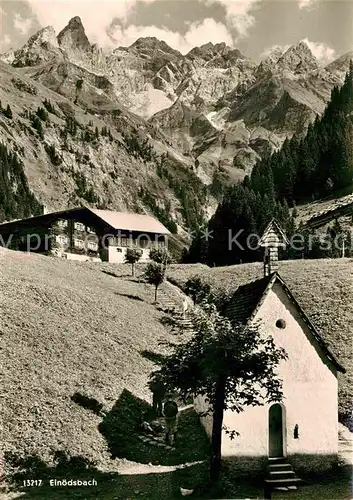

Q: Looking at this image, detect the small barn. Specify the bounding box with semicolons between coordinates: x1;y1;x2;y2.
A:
195;220;346;479
0;207;170;262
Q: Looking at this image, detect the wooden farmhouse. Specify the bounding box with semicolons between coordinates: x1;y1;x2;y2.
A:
195;220;346;485
0;207;170;262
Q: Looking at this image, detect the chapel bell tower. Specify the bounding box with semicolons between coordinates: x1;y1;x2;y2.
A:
259;219;289;277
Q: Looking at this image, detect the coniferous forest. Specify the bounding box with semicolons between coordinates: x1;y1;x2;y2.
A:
0;143;43;222
186;63;353;266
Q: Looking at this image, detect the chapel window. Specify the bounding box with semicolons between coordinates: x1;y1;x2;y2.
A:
276;319;286;329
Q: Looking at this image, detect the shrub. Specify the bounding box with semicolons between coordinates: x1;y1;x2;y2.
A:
73;171;99;203
184;275;212;305
124;248;143;276
150;247;172;265
36;106;49;122
122;130;154;162
11;77;37;95
112;109;122;118
76;79;84;90
43;98;56;114
144;262;165;302
30;113;44;138
82;129;93;142
138;188;178;234
65;116;78;136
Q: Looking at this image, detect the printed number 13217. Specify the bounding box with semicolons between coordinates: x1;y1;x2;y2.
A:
23;479;43;487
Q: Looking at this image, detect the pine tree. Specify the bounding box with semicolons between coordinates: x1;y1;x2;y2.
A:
0;143;42;222
36;106;48;122
4;104;13;119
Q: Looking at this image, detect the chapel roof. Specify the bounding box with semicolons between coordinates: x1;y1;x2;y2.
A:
226;272;346;373
225;275;272;324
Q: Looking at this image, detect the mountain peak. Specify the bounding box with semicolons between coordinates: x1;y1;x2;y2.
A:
278;40;318;73
57;16;91;53
26;26;58;47
5;25;60;67
132;36;160;45
186;42;244;68
67;16;84;27
130;37;180;56
286;41;314;56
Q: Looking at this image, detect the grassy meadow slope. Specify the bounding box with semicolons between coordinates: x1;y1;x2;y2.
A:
167;259;353;425
1;250;352;478
0;248;185;468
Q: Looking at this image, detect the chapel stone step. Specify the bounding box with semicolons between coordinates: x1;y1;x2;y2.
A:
137;434;174;450
264;477;304;487
268;456;287;464
265;458;304;494
268;470;296;480
268;463;293;472
269;485;298;494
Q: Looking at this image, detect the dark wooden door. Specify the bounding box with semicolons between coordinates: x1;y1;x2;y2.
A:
269;404;283;457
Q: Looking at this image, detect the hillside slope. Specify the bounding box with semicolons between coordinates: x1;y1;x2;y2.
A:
0;248;184;468
0;60;207;233
1;249;352;476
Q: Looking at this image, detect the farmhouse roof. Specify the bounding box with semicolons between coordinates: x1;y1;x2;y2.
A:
89;209;169;233
0;207;171;235
226;272;346;373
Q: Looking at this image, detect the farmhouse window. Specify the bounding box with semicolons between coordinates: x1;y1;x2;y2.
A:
139;238;150;249
87;241;98;251
74;238;84;249
56;235;68;245
56;219;68;228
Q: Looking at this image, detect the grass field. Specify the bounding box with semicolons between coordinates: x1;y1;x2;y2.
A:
0;248;187;470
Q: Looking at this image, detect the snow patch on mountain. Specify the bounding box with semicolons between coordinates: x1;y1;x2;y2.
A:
128;84;174;118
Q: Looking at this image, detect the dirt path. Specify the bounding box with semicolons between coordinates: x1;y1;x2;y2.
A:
115;459;204;476
164;279;194;309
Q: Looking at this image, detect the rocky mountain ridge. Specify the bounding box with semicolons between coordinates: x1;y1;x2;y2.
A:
0;16;352;232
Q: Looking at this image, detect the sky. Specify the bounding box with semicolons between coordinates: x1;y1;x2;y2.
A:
0;0;352;63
